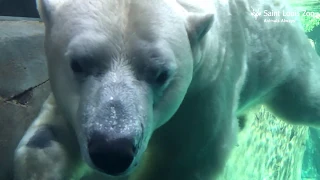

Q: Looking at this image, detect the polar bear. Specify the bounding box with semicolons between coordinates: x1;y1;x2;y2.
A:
13;0;320;179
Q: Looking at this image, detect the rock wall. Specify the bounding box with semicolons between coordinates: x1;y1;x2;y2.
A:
0;17;50;180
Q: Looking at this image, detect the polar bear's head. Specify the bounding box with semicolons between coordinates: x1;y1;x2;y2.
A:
37;0;213;176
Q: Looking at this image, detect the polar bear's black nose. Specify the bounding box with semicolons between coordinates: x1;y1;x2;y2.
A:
87;132;136;175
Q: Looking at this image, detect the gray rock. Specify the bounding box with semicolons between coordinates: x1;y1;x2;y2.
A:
0;17;46;98
0;17;50;180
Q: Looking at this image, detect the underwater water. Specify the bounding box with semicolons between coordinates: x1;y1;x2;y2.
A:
0;0;320;180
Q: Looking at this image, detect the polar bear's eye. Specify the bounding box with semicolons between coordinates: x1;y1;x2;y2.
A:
70;59;84;73
155;70;169;85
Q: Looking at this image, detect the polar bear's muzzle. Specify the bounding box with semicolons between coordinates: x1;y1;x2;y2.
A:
76;76;152;176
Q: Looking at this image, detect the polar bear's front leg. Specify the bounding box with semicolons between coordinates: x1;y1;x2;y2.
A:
13;94;79;180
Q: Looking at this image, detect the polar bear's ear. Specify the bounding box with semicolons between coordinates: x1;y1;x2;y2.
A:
36;0;64;23
186;13;214;42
